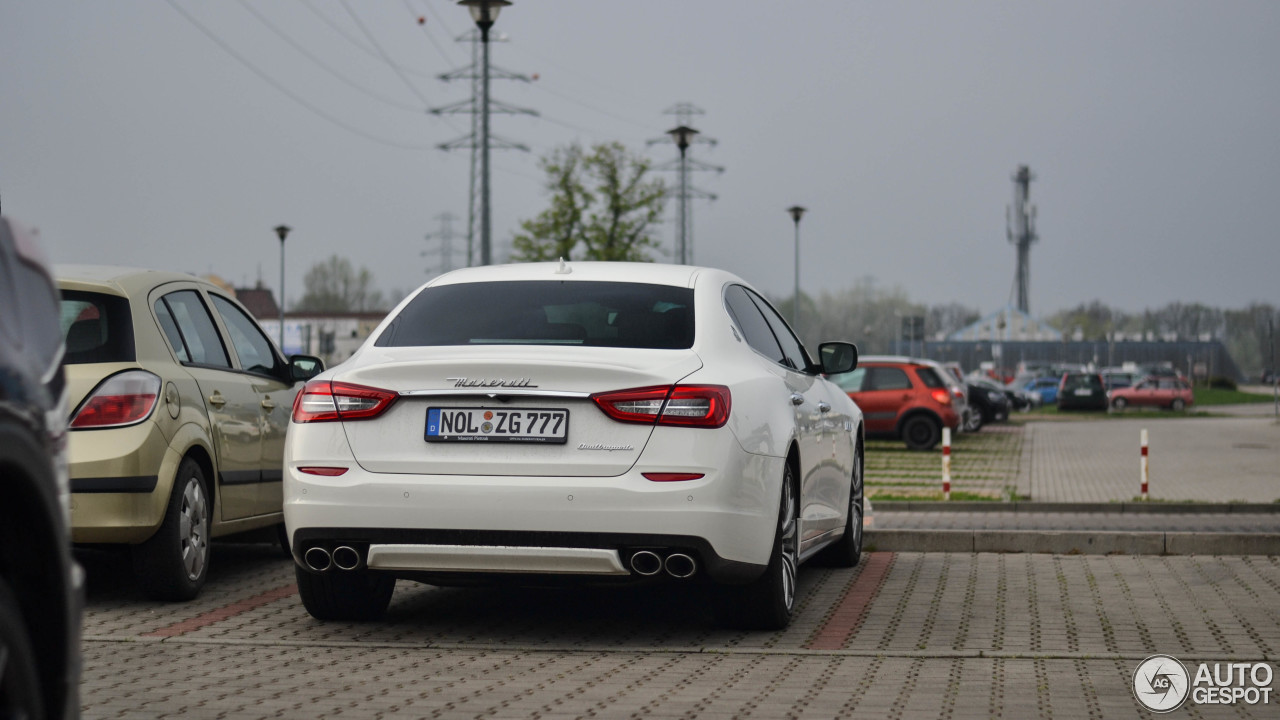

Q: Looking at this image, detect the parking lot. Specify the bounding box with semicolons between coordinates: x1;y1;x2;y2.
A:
80;541;1279;719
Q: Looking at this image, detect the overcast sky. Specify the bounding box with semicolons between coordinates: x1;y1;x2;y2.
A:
3;1;1278;317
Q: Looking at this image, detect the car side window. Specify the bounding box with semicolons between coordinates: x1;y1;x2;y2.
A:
915;367;946;389
153;299;190;363
743;288;813;372
211;295;279;376
867;367;912;391
723;285;785;365
832;367;865;392
157;290;230;368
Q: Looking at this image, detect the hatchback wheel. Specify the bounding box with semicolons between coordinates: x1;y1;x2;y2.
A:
133;457;210;601
1111;397;1128;412
296;565;396;621
901;415;941;451
720;465;798;630
0;579;43;720
1170;398;1186;411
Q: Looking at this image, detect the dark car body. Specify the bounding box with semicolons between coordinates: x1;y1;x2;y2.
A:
0;216;82;719
1057;372;1107;411
966;377;1012;423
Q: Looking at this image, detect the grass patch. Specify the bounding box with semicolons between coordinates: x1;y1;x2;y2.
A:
1192;387;1276;406
869;490;1003;502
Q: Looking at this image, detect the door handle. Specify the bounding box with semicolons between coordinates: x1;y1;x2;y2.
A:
261;398;276;410
790;393;804;406
818;402;831;413
207;392;226;407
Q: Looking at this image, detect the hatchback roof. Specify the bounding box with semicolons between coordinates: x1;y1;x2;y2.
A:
55;264;209;296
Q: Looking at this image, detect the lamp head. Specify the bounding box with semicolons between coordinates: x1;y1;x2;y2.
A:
786;206;807;223
274;225;291;242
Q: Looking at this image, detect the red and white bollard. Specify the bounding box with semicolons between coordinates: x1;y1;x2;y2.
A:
1140;428;1149;501
942;427;952;501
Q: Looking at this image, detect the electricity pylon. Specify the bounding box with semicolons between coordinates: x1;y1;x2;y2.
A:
648;103;723;264
421;212;461;275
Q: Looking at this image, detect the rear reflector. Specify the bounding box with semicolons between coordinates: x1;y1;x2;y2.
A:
292;380;398;423
298;466;349;476
592;384;730;428
642;472;705;482
70;370;161;429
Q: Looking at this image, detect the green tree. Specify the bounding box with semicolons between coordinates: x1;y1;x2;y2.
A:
296;255;385;312
512;142;666;262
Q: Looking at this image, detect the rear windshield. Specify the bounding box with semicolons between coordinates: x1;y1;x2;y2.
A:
1063;374;1104;391
375;281;695;349
60;290;135;364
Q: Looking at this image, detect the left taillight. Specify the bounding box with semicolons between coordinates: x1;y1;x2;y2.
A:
70;370;161;429
291;380;398;423
592;384;731;428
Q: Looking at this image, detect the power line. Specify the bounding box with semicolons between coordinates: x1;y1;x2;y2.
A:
338;0;435;109
237;0;425;113
401;0;457;68
298;0;436;80
165;0;436;151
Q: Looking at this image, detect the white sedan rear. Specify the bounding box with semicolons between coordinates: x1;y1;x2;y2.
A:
283;262;864;629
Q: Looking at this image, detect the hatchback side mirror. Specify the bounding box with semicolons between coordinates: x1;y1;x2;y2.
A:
818;342;858;375
289;354;325;382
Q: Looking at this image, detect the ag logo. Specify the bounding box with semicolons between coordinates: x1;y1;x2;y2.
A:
1133;655;1190;713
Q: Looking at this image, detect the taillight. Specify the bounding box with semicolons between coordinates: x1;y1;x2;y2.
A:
592;384;731;428
642;472;705;482
298;466;349;476
70;370;161;429
291;380;398;423
931;389;952;405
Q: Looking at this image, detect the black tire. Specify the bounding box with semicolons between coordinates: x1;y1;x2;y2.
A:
901;415;941;451
295;564;395;621
719;465;799;631
1170;398;1185;411
1112;397;1128;412
133;456;210;601
818;443;864;568
966;410;983;433
0;579;44;720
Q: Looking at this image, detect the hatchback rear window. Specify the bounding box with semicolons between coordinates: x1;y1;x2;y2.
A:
1063;374;1104;391
375;281;695;349
915;367;946;389
59;291;135;364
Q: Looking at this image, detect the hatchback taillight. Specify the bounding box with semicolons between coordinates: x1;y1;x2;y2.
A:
291;380;398;423
70;370;161;429
592;384;731;428
931;389;952;405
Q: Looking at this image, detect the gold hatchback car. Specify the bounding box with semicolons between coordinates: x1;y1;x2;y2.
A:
59;266;322;600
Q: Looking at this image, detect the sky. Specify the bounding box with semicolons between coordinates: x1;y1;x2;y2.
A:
3;1;1278;318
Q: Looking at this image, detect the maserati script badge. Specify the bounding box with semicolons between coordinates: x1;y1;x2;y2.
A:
446;377;539;388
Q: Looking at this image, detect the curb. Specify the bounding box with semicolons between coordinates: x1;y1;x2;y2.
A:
863;530;1280;555
873;501;1280;514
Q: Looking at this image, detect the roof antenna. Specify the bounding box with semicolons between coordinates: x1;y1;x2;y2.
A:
555;257;572;275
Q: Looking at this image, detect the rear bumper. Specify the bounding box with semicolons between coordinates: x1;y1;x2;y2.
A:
68;421;177;543
283;424;785;582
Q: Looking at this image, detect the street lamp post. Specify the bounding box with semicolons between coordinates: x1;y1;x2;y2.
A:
666;125;699;264
459;0;511;266
274;225;291;349
786;205;806;329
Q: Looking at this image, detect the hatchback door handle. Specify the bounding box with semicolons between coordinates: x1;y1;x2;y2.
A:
207;392;226;407
818;402;831;413
789;393;804;406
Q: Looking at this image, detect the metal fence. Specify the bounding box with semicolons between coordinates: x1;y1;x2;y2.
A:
900;339;1243;382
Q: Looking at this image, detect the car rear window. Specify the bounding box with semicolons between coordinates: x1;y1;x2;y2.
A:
375;281;695;349
1063;374;1104;391
915;367;946;389
59;290;136;364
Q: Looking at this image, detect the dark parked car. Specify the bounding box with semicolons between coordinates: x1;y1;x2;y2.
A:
1057;372;1108;411
966;377;1013;423
0;215;82;720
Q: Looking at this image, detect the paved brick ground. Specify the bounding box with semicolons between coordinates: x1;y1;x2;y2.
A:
1021;417;1280;503
874;511;1280;532
79;543;1280;719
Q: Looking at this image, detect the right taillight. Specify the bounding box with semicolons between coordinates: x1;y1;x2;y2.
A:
592;384;731;428
70;370;161;429
931;389;952;405
292;380;398;423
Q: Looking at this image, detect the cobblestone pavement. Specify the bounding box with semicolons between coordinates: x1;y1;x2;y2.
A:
79;542;1280;719
1021;417;1280;503
874;511;1280;532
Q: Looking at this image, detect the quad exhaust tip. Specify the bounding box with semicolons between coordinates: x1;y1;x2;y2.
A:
332;546;361;571
664;553;697;579
304;547;332;572
629;550;663;576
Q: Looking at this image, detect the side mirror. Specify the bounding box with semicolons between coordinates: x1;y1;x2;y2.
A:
289;354;325;382
818;342;858;375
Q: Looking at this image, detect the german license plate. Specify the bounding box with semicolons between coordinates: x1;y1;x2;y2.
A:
426;407;569;443
1074;389;1093;396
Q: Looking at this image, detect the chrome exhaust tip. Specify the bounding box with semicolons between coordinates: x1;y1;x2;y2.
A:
332;546;361;571
629;550;663;576
304;546;332;572
664;553;697;579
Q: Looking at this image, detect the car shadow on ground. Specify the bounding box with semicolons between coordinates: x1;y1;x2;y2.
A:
76;539;289;603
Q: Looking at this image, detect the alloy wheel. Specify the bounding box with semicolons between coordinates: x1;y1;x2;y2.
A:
780;475;798;612
178;476;209;581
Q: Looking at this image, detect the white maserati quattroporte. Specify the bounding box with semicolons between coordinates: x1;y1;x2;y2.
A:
283;262;864;629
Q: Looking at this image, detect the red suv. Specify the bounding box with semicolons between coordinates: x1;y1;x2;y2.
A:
830;356;962;450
